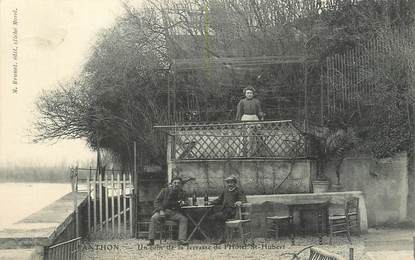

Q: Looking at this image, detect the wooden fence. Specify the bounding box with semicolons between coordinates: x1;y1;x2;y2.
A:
325;29;415;117
156;120;313;160
82;168;134;239
45;237;82;260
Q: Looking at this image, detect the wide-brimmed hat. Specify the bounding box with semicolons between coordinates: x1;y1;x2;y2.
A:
224;174;238;182
171;176;183;183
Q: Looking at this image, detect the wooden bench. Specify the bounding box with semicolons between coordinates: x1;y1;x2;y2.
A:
309;247;345;260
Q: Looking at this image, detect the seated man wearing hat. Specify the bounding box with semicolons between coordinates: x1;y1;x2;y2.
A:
208;175;247;244
148;176;189;246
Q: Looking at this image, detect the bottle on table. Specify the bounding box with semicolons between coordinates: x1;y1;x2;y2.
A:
192;190;197;206
204;190;209;206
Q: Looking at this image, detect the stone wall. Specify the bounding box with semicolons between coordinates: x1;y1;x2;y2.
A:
51;198;89;244
0;192;88;259
323;152;409;226
170;160;312;196
200;192;368;237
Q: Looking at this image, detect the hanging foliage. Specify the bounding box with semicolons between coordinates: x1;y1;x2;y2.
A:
33;0;415;169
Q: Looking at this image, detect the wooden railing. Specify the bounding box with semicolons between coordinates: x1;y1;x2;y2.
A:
45;237;82;260
156;120;312;160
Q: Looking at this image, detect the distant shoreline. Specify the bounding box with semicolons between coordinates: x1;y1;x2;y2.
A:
0;180;70;183
0;165;71;183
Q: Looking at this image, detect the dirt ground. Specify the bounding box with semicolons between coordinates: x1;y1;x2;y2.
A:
81;236;368;260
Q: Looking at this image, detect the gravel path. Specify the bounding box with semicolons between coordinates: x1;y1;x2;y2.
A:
81;236;369;260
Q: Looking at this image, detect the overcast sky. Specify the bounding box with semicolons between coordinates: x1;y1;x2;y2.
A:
0;0;128;166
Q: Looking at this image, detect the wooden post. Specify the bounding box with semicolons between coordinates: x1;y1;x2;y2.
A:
117;172;121;235
99;171;103;232
105;172;109;233
320;63;324;126
349;247;354;260
75;241;79;260
93;168;97;232
203;0;211;81
133;141;137;238
167;135;173;183
334;54;338;112
173;60;177;122
77;238;81;260
68;243;72;260
74;167;79;237
161;7;171;123
168;66;171;124
96;131;101;232
70;168;79;237
88;167;92;234
340;49;345;111
111;168;115;233
318;208;323;245
87;174;91;235
129;173;133;237
123;172;127;233
290;214;295;246
303;61;308;134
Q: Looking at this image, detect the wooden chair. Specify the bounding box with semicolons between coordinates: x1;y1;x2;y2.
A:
225;203;253;244
309;247;346;260
137;217;178;243
159;220;178;243
265;203;291;239
285;246;346;260
136;220;151;239
329;197;360;244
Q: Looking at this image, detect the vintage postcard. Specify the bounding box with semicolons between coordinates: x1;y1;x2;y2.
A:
0;0;414;259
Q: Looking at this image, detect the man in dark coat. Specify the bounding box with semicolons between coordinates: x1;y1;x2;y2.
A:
208;175;247;244
148;177;189;246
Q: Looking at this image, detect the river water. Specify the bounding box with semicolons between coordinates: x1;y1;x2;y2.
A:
0;183;71;230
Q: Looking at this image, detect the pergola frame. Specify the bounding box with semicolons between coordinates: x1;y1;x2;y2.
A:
167;55;319;133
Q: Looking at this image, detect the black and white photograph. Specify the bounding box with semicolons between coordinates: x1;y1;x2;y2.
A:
0;0;414;259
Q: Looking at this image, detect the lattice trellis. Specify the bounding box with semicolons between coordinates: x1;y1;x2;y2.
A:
156;120;311;160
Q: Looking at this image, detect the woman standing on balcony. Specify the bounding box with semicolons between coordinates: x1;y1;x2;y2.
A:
235;86;264;156
235;86;265;121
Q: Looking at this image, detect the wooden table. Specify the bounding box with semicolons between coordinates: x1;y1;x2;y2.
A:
246;191;368;233
181;205;214;242
286;200;330;245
